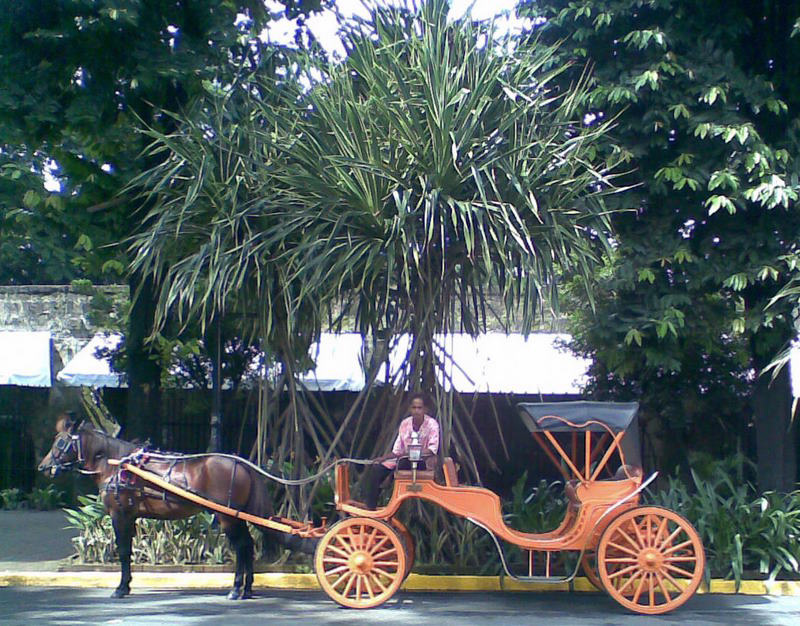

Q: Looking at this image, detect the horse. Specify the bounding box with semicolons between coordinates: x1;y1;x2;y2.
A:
38;413;285;600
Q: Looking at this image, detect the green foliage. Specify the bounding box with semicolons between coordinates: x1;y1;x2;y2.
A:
505;472;568;533
26;484;65;510
0;488;25;510
0;486;65;510
524;0;800;482
63;494;239;565
647;454;800;587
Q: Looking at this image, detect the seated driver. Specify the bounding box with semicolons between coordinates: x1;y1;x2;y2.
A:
364;392;440;509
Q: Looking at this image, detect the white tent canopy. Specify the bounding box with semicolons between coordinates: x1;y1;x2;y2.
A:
57;332;124;388
57;331;590;394
300;333;366;391
0;330;52;387
380;332;589;394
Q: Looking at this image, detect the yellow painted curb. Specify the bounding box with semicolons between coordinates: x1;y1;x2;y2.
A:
1;571;799;596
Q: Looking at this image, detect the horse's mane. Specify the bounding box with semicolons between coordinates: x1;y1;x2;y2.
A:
79;423;138;459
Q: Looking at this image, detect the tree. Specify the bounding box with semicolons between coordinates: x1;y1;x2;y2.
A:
0;0;326;442
524;0;800;489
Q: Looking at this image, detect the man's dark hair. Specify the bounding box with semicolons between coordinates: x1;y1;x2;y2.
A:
408;391;433;410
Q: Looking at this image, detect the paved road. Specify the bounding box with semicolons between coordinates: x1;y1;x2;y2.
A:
0;509;77;570
1;588;799;625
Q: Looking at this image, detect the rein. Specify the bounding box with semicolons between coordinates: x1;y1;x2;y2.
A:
117;449;376;486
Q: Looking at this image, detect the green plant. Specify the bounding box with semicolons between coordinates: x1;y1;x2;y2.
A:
63;494;280;565
0;488;25;510
505;473;568;534
27;484;65;510
647;453;800;588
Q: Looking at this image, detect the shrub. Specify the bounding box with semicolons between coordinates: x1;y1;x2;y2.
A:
0;488;25;510
646;453;800;588
27;485;65;510
63;494;240;565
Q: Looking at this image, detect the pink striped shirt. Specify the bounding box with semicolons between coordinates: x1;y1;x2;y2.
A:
383;414;440;469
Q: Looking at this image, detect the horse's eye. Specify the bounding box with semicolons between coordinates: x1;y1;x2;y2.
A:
94;452;104;462
56;438;68;451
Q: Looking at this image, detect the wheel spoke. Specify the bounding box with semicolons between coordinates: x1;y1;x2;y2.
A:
607;563;639;581
370;573;389;593
368;533;391;556
653;515;669;547
362;574;375;599
331;570;354;590
657;525;684;552
355;573;363;601
605;556;637;564
333;533;354;552
631;571;648;604
326;543;351;559
648;572;656;606
608;535;639;556
663;538;695;556
663;562;695;578
324;564;350;577
373;546;398;560
655;570;673;602
616;569;643;595
323;556;350;565
631;516;647;548
659;566;687;593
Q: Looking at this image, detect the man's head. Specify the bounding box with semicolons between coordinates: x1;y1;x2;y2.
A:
408;392;431;422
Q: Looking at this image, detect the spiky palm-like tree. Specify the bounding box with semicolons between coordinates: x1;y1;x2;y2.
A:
261;0;624;476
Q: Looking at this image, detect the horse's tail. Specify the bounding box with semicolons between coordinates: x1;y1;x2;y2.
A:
245;467;318;557
244;467;275;520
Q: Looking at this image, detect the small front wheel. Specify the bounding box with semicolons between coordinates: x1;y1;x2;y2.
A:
315;517;407;609
597;506;705;615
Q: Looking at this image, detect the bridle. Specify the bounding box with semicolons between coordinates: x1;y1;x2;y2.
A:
47;429;98;475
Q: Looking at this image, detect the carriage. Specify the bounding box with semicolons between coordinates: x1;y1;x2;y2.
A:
315;401;705;614
40;401;705;614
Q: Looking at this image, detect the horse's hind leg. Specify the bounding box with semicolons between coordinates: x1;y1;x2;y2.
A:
110;512;135;598
221;517;254;600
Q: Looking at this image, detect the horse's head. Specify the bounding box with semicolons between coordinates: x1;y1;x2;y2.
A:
38;412;85;477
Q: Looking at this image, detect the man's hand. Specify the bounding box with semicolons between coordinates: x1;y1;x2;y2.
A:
371;453;395;464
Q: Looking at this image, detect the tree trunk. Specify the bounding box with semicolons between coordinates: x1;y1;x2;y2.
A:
125;275;162;444
753;365;797;492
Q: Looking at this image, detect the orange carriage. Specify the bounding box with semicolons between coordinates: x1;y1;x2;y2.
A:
315;401;705;614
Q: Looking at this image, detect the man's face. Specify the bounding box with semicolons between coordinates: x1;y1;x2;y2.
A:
410;398;426;420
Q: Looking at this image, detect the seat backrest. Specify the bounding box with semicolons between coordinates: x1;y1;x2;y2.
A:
443;457;459;487
613;464;643;480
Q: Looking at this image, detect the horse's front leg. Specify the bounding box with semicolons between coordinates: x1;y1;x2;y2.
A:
110;510;135;598
221;517;254;600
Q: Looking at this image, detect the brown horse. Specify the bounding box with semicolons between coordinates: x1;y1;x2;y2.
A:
38;414;283;600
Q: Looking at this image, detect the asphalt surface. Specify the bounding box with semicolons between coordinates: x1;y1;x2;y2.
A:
2;587;800;625
0;510;78;570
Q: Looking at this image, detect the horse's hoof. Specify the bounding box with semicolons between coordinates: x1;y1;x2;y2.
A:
110;587;130;599
227;588;243;600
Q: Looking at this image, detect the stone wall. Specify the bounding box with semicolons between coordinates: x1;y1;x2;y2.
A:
0;285;127;366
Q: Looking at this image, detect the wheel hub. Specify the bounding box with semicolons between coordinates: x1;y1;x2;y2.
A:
349;551;373;574
639;548;662;571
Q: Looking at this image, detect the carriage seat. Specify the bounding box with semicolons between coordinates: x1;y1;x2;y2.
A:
442;457;459;487
565;464;643;507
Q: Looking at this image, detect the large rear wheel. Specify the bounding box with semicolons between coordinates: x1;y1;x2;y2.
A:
597;506;705;614
314;517;407;609
390;518;415;581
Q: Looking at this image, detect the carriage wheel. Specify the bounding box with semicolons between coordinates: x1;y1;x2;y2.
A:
390;518;415;581
597;506;705;615
315;517;407;609
580;551;604;591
